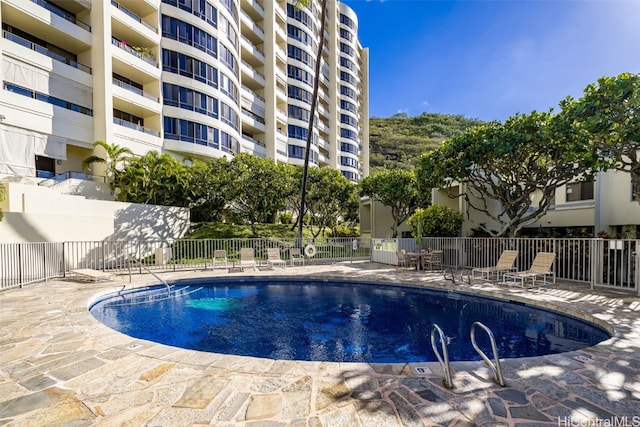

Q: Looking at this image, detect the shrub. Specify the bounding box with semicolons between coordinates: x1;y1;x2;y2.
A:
329;225;359;238
406;204;463;243
279;212;293;224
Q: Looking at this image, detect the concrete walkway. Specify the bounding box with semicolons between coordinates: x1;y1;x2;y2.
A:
1;262;639;426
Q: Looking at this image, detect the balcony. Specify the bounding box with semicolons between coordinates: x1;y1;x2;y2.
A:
111;0;157;33
113;117;159;137
3;30;91;74
31;0;91;31
241;60;266;86
240;10;264;41
240;35;265;63
112;78;158;102
111;38;157;67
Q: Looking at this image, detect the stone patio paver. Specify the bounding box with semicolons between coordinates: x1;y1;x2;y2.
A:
1;262;639;426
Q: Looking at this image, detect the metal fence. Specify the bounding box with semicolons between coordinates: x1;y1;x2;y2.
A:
374;237;639;294
2;237;638;295
0;237;371;291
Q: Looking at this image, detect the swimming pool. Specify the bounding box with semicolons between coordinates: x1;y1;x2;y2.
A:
89;278;611;363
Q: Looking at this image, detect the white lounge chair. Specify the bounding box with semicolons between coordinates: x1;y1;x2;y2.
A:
239;248;258;271
212;249;228;269
267;248;286;269
71;268;115;282
503;252;556;287
472;250;518;281
289;247;305;266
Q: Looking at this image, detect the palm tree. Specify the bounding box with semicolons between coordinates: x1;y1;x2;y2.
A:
83;141;133;188
296;0;328;245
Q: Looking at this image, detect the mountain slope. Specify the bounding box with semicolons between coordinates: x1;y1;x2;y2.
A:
369;113;483;172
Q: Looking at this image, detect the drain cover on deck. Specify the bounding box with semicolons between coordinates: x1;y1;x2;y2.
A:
574;354;592;363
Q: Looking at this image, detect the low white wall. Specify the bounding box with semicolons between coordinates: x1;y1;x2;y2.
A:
0;182;189;242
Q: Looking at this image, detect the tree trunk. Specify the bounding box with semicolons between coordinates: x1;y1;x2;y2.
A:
296;0;328;246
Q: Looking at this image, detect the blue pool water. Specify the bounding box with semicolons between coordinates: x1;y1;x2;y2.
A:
89;278;611;363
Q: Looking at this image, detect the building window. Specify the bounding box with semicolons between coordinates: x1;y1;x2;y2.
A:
163;116;223;149
288;145;318;164
340;128;358;141
4;82;92;116
287;4;316;32
339;13;355;29
162;0;217;27
566;180;594;202
288;104;310;122
162;49;218;88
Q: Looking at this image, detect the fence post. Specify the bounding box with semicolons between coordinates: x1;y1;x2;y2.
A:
590;238;596;291
636;240;640;297
62;242;66;278
18;243;23;286
43;243;47;281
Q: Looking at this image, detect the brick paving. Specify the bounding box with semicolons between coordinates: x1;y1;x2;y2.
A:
1;262;639;426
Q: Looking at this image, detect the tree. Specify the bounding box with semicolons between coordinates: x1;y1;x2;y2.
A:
228;153;295;236
295;0;328;245
188;158;234;223
114;151;190;207
83;141;133;189
560;72;640;203
305;167;356;238
418;112;598;237
360;169;426;237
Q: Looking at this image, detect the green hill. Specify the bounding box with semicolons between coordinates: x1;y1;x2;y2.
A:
369;113;483;173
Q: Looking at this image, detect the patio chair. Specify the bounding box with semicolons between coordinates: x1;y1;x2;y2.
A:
396;250;417;269
212;249;228;269
421;250;443;271
472;250;518;281
503;252;555;288
239;248;258;271
267;248;287;269
289;247;305;266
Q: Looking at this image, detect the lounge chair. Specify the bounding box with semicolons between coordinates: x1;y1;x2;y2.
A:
472;250;518;281
239;248;258;271
71;268;115;282
289;247;305;266
212;250;228;269
421;250;443;271
503;252;555;287
267;248;286;269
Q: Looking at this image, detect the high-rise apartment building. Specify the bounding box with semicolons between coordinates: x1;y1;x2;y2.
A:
0;0;369;184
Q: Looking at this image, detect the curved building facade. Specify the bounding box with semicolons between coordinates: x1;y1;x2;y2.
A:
0;0;368;183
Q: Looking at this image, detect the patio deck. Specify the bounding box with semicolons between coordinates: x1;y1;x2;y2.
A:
1;262;639;426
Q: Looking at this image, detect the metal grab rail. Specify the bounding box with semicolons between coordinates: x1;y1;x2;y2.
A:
430;324;454;389
443;268;471;285
127;257;171;294
470;321;506;386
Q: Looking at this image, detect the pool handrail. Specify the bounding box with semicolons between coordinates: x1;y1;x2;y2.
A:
470;321;506;386
430;323;454;389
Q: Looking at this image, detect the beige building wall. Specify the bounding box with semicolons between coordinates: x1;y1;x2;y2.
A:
365;169;640;238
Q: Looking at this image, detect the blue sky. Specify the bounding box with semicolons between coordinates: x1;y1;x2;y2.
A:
341;0;640;122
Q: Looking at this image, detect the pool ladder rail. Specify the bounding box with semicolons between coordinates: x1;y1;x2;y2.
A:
126;257;172;295
430;321;506;389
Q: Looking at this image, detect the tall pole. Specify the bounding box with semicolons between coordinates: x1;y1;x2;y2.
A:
296;0;328;246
